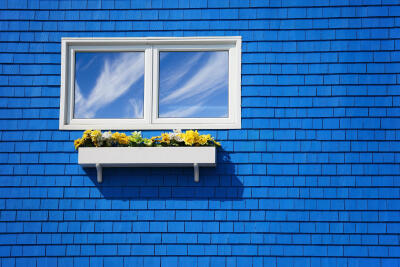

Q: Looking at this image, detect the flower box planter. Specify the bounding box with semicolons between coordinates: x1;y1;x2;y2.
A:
78;146;216;183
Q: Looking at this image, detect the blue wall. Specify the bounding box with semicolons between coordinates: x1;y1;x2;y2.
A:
1;0;400;266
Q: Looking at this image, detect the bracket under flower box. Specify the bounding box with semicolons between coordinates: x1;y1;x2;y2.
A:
78;147;216;183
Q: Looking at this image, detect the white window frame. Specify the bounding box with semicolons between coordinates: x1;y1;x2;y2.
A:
59;37;241;130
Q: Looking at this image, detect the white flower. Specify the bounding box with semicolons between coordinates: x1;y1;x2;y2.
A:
131;131;142;138
173;129;182;133
102;131;112;140
170;132;183;142
130;131;143;143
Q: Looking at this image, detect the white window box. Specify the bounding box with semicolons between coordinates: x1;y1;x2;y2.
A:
78;146;216;183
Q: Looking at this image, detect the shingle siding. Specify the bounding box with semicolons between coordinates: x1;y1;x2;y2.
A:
0;0;400;266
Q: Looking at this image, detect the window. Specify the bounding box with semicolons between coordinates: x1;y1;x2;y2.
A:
59;37;241;130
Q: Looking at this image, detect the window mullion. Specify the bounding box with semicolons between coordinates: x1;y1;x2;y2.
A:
144;46;154;125
151;46;160;125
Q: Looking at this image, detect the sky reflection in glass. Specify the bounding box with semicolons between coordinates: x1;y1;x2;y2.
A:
74;52;144;119
158;51;229;118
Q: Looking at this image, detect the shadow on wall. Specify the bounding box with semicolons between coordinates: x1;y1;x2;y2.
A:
84;148;244;200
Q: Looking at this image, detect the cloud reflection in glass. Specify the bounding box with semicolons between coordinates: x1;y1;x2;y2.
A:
158;51;229;118
74;52;145;119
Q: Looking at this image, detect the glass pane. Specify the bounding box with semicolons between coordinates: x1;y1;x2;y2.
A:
74;52;144;119
158;51;229;118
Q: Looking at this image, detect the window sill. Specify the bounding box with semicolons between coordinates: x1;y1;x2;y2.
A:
78;146;216;183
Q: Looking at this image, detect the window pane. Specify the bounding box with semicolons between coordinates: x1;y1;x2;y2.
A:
74;52;144;119
158;51;229;118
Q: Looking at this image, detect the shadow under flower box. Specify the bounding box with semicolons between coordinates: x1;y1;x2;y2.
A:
78;146;216;183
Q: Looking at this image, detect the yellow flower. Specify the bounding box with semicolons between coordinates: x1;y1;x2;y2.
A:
213;140;221;147
161;133;170;144
198;135;208;145
82;129;92;140
112;132;127;145
112;132;121;140
90;130;102;147
91;130;101;136
181;130;199;146
118;133;129;145
74;138;82;150
150;136;161;145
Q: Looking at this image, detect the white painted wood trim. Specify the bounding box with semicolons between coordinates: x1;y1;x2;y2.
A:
59;36;242;130
61;36;241;44
59;39;68;129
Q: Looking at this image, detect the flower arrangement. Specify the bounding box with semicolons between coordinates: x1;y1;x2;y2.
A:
74;129;221;150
